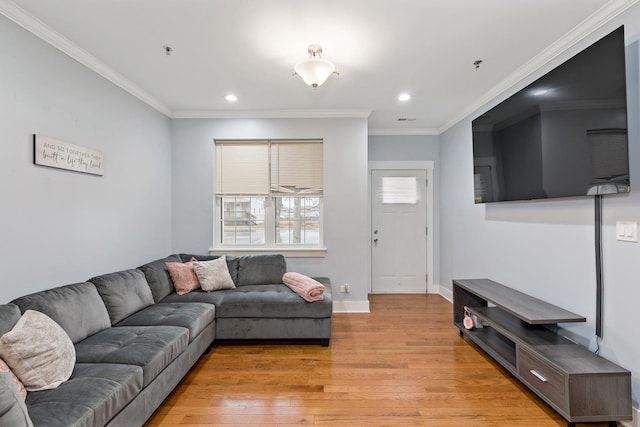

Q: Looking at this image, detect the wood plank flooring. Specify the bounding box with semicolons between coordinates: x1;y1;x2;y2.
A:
145;294;615;426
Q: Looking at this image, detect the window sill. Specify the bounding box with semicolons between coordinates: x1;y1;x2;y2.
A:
209;247;327;258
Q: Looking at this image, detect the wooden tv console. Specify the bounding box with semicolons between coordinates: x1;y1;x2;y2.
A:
453;279;631;426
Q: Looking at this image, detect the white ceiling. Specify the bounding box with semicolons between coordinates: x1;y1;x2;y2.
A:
1;0;636;134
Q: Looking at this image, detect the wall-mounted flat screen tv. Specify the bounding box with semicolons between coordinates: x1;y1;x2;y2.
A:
472;26;629;204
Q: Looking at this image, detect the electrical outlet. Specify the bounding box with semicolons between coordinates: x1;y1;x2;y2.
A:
340;283;350;293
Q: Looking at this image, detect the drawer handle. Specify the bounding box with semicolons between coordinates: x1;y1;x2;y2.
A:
530;369;548;383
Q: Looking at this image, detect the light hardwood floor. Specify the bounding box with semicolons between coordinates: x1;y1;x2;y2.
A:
146;294;615;426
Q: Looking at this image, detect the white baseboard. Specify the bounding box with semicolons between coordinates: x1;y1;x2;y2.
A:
332;300;370;313
438;285;453;303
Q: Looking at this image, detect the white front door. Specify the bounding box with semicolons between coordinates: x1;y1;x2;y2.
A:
371;169;428;293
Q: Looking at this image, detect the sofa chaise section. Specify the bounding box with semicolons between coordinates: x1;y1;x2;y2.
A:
140;253;333;345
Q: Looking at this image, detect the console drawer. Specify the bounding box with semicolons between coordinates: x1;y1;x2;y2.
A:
518;347;567;412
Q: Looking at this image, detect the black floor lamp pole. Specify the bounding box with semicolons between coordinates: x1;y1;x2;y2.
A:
595;194;603;338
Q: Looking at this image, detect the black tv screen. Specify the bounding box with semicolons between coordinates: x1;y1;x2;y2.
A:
472;26;630;204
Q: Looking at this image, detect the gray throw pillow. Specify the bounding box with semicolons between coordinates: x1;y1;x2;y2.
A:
193;257;236;291
0;310;75;391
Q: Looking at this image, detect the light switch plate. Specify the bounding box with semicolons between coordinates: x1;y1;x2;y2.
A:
616;221;638;242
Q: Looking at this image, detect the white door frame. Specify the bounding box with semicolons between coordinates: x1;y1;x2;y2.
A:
369;161;435;293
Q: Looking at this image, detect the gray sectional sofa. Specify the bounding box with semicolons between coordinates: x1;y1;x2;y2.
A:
0;253;332;427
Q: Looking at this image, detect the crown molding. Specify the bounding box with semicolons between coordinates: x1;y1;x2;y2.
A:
368;127;440;136
0;0;172;116
438;0;640;135
3;0;638;130
170;109;372;120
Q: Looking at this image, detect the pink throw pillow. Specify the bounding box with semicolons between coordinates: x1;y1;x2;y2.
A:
166;261;200;295
0;358;26;400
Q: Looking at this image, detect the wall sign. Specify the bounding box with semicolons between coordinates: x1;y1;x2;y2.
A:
33;135;104;176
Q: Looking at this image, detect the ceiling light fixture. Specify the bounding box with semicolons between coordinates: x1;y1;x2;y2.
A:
398;93;411;101
225;94;238;102
293;44;338;88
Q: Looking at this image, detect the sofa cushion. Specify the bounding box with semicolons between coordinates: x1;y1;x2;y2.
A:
0;372;32;427
26;363;142;427
138;254;183;302
193;257;236;291
237;254;286;286
116;302;215;343
162;278;332;319
0;359;25;400
160;289;226;305
179;254;240;285
89;269;154;325
0;304;21;336
159;278;333;317
11;282;111;344
74;325;188;387
178;253;218;263
212;282;333;319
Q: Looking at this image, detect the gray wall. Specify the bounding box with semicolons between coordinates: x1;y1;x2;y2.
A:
171;118;370;308
440;14;640;406
0;15;173;302
369;134;439;161
369;134;441;287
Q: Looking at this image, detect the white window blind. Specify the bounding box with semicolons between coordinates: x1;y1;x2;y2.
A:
216;141;269;195
271;141;323;195
216;140;322;195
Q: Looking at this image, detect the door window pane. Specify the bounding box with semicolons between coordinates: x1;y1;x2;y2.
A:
379;177;418;204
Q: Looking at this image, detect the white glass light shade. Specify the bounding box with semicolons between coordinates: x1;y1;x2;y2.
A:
294;59;336;88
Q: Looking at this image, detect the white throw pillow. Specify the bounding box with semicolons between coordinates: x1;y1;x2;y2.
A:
0;310;75;391
193;256;236;291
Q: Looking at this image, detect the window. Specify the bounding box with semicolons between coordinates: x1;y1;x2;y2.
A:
378;177;419;204
215;140;323;248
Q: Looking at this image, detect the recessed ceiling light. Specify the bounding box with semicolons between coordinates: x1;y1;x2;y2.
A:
533;89;549;96
398;93;411;101
225;94;238;102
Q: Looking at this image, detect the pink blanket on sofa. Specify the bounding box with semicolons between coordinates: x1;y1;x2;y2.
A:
282;272;325;302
